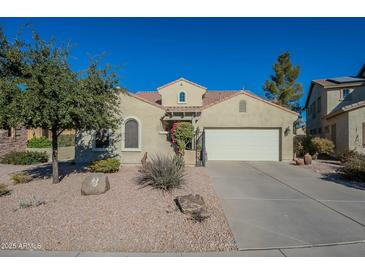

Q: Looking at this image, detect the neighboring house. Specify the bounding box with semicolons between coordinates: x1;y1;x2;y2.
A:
75;78;298;164
0;127;27;158
305;64;365;154
27;128;75;140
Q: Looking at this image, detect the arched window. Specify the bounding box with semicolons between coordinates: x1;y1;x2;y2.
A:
239;100;247;112
123;117;141;150
178;91;186;103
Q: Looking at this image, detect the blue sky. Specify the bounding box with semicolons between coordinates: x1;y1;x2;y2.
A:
1;18;365;110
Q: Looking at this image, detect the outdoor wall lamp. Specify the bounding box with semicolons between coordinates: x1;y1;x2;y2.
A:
284;126;291;136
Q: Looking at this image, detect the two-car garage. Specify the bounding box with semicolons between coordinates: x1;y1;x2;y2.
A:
204;128;280;161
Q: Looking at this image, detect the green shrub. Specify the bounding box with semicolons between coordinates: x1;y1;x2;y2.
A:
295;136;334;157
0;151;49;165
337;150;365;163
89;158;121;173
27;135;75;148
0;183;11;197
58;134;75;147
339;157;365;182
12;172;33;184
295;135;315;157
27;136;51;148
311;137;335;156
137;154;185;190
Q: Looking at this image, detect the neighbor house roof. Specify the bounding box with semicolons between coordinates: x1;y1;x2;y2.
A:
305;78;365;108
326;100;365;119
358;64;365;77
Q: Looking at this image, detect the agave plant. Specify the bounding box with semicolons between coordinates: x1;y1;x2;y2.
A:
137;154;185;190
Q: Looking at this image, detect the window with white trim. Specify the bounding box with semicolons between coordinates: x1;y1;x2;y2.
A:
341;89;352;100
178;91;186;103
124;118;140;149
94;129;111;150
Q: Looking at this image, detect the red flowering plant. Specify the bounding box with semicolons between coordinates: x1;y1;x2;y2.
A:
170;122;194;155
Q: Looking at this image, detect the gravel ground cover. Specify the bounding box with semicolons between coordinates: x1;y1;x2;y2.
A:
299;159;341;175
0;164;236;252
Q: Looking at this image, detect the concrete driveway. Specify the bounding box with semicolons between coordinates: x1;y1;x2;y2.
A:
206;161;365;254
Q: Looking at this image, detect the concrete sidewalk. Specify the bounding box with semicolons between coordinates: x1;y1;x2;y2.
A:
1;242;364;256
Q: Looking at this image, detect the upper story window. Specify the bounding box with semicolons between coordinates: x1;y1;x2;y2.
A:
94;129;111;150
178;91;186;104
341;88;351;100
239;100;247;112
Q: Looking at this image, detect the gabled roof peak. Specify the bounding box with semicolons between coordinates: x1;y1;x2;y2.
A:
157;77;207;90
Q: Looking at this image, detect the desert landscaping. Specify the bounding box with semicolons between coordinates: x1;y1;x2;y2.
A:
0;162;236;252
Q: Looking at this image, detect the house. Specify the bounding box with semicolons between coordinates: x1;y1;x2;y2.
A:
27;128;75;140
75;78;298;164
0;127;28;158
305;65;365;154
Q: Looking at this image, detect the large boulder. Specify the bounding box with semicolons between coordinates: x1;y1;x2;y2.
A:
174;194;208;216
81;173;110;195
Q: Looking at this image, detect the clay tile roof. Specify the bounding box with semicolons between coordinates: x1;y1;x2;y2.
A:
202;90;240;107
133;90;297;115
134;91;161;105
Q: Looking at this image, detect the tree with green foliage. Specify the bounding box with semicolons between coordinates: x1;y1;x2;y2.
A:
0;28;121;183
173;122;195;154
263;51;303;112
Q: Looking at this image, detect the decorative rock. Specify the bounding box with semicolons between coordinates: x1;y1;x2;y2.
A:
304;153;312;165
81;173;110;195
174;194;207;215
295;158;304;166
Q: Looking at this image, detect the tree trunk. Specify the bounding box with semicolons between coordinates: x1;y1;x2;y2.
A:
51;127;59;184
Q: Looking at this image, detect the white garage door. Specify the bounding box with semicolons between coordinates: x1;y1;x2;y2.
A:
205;129;279;161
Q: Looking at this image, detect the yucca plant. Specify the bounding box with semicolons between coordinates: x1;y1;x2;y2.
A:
137;154;185;190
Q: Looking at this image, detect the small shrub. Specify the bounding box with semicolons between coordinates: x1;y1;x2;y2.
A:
27;136;51;148
295;135;315;157
18;196;46;209
339;157;365;182
137;154;185;190
12;172;33;184
0;151;48;165
311;137;335;156
0;183;11;197
190;211;210;223
295;136;335;158
58;134;75;147
337;150;365;163
89;158;121;173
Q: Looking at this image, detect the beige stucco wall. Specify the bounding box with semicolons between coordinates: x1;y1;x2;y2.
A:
306;84;327;134
326;113;349;154
75;93;174;164
348;107;365;154
158;79;206;106
327;85;365;114
197;93;298;160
